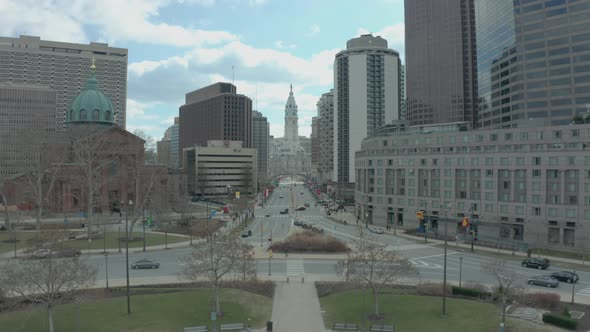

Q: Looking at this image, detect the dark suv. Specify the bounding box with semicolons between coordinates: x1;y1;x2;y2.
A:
522;257;550;270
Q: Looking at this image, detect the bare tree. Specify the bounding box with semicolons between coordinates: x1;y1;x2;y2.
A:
482;258;519;329
69;126;125;239
178;234;242;314
336;230;416;315
133;129;157;164
0;254;97;332
234;241;256;281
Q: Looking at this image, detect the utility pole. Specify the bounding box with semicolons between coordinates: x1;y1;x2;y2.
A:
125;200;132;315
572;268;577;304
441;202;451;316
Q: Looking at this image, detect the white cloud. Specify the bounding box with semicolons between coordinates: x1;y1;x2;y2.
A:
249;0;268;6
0;0;237;47
307;24;320;36
177;0;216;6
274;40;295;49
269;123;284;137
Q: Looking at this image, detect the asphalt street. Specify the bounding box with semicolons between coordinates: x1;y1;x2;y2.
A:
9;180;590;303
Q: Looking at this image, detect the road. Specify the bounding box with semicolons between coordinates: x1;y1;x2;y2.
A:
11;181;590;303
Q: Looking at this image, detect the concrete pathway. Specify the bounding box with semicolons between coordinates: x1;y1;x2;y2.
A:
271;281;327;332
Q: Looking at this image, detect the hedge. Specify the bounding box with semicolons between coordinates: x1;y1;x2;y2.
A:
451;286;492;299
542;313;578;330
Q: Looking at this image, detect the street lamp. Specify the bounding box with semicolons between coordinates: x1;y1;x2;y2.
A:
441;202;452;316
124;199;133;315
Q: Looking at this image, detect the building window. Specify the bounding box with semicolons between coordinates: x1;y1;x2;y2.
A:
548;208;557;217
549;157;559;166
105;110;111;121
532;207;541;216
500;205;508;213
80;109;87;120
93;109;100;120
532;194;541;203
69;109;74;121
566;209;576;218
533;157;541;165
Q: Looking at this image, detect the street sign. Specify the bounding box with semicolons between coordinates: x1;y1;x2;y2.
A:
416;211;424;220
235;191;240;199
209;210;217;219
211;311;216;321
269;250;273;258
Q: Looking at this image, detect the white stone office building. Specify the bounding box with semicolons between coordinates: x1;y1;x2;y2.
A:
334;34;401;186
184;140;257;196
355;120;590;251
0;35;128;129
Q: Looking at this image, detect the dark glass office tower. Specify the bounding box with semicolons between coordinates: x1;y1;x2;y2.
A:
476;0;590;128
405;0;478;128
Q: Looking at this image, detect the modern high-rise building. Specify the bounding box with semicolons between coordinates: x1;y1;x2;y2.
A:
252;110;270;187
405;0;478;128
475;0;590;128
311;116;320;181
334;34;401;184
315;90;334;185
179;82;252;159
400;65;407;120
0;83;57;177
0;35;128;129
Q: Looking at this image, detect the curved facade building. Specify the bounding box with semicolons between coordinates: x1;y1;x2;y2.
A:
333;34;401;184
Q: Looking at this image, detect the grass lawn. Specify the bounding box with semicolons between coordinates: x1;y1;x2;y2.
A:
320;289;551;332
0;231;43;254
0;288;272;332
60;231;188;251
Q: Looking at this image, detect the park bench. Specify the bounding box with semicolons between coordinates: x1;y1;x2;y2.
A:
183;326;208;332
333;322;359;331
219;323;246;331
369;324;395;332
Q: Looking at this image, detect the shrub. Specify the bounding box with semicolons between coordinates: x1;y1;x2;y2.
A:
315;282;358;298
562;306;571;318
519;292;560;310
415;283;451;297
461;281;489;293
542;313;578;330
451;286;492;300
269;231;348;253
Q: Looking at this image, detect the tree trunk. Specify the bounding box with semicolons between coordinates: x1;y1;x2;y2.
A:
129;220;138;240
214;279;221;314
372;288;379;315
36;197;43;232
502;297;507;326
2;193;10;230
48;305;55;332
87;172;93;240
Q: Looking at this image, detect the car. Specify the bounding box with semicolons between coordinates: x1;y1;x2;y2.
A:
279;196;284;199
131;259;160;269
312;225;324;233
369;227;384;234
296;206;306;211
280;208;289;214
300;192;304;195
522;257;550;270
550;271;579;283
241;230;252;237
304;203;310;207
302;223;312;229
265;213;271;217
527;275;559;288
293;219;304;226
55;248;81;257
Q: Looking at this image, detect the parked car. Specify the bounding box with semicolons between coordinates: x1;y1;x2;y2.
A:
265;213;271;217
527;275;559;288
369;227;384;234
131;259;160;269
31;249;52;259
241;230;252;238
293;219;304;227
302;223;312;229
300;192;304;195
522;257;550;270
296;206;306;211
279;196;284;199
304;203;310;207
550;271;579;283
280;208;289;214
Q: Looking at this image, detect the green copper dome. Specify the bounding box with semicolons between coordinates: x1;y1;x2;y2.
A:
66;75;115;126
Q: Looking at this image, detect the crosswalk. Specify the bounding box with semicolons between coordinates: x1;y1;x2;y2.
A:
576;285;590;297
286;259;305;276
266;215;322;218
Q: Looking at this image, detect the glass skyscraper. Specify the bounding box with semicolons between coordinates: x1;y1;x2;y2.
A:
476;0;590;128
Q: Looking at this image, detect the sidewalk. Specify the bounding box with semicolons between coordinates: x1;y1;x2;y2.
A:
331;211;590;267
271;281;327;332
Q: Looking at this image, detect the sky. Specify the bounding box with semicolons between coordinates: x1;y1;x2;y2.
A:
0;0;405;140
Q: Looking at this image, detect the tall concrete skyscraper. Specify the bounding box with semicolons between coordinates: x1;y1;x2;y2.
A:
252;110;269;187
315;90;334;185
475;0;590;128
405;0;478;127
334;34;401;184
0;35;128;129
179;82;252;157
400;65;407;120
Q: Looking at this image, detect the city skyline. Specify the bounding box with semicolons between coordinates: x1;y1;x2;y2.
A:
0;0;405;140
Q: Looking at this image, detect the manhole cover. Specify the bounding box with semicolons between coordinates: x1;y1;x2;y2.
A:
570;311;585;320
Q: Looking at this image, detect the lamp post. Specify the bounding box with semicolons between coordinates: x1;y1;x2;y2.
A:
459;257;463;287
571;268;577;304
124;200;132;315
142;218;146;252
105;253;109;289
441;202;451;316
